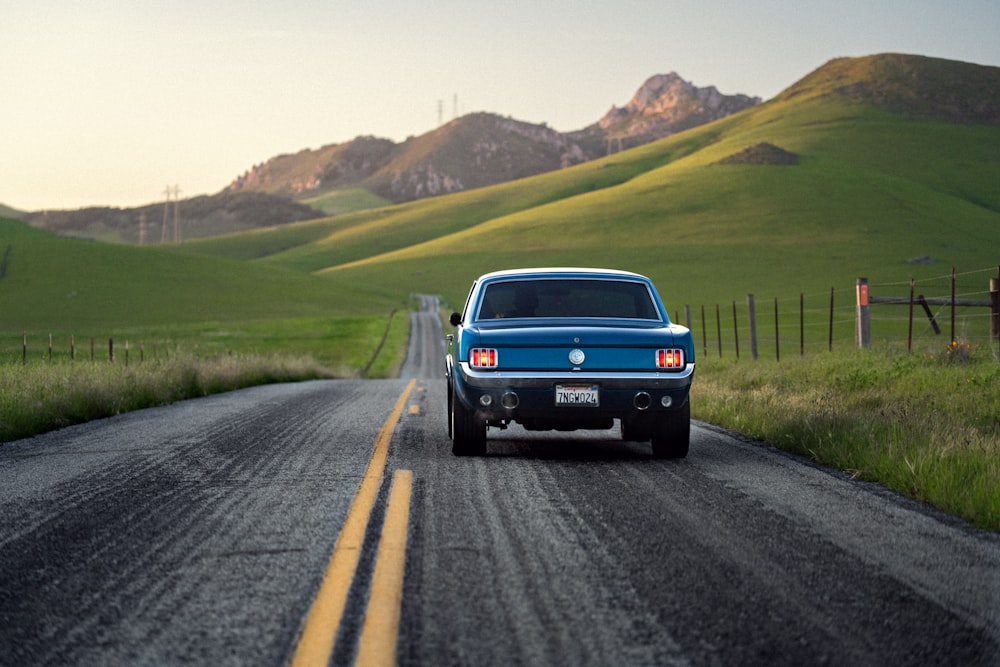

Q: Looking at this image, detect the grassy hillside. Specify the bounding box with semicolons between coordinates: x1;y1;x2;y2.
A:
22;192;325;245
0;219;406;370
0;204;25;220
0;220;392;328
300;188;391;216
176;57;999;334
7;54;1000;360
177;131;712;273
343;104;998;310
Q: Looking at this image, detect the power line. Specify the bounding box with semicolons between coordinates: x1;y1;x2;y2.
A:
160;185;181;243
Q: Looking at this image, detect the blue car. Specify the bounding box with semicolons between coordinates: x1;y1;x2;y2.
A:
446;268;695;457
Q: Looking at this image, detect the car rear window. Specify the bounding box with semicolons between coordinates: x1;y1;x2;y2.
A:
476;279;660;320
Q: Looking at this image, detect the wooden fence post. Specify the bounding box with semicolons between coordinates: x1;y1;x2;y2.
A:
950;266;956;344
715;304;723;358
732;301;740;360
908;279;915;353
800;293;804;357
855;278;870;348
986;265;996;340
108;338;114;363
774;297;780;361
828;287;835;352
700;305;707;358
22;332;26;365
747;294;758;360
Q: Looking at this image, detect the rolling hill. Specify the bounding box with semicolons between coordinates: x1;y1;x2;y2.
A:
176;54;1000;311
3;54;998;351
14;71;758;243
0;218;392;332
0;204;25;221
20;191;326;245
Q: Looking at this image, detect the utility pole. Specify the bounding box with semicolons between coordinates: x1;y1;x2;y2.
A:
606;136;625;155
161;185;171;243
172;185;181;243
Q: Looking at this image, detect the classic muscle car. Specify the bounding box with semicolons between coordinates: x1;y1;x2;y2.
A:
446;268;695;457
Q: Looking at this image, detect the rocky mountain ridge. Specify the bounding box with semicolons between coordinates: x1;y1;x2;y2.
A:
581;72;762;148
224;72;761;204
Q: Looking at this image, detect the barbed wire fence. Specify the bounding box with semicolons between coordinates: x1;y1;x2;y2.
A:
679;265;1000;361
11;266;999;365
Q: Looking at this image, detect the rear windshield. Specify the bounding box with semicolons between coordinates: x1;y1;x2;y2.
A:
476;279;660;320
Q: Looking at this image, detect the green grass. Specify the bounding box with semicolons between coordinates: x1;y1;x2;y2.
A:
5;312;409;379
0;312;409;443
692;346;1000;531
300;188;391;216
0;353;330;443
0;218;404;331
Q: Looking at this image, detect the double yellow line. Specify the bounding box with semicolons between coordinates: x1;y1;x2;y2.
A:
290;379;416;667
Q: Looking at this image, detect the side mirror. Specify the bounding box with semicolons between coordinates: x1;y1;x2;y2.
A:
449;312;462;327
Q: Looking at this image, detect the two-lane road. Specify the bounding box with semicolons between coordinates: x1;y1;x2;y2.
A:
1;298;998;665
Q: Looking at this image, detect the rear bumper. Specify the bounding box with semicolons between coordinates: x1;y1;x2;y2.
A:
452;362;694;423
458;362;694;389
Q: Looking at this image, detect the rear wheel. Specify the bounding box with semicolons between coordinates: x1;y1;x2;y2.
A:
651;400;690;459
447;378;454;439
451;385;487;456
620;416;652;442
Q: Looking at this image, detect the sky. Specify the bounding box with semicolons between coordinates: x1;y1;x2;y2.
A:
2;0;998;212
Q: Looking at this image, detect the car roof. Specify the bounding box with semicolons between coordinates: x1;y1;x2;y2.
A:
476;267;648;282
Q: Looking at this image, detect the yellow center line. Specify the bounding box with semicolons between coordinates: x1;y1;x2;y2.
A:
355;469;413;667
290;379;416;667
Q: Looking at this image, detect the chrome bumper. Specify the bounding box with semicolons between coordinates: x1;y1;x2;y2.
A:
458;362;695;389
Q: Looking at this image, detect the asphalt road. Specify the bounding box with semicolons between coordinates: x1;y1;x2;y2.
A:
1;297;998;666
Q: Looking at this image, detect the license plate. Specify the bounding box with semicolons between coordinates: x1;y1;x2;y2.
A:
555;385;599;406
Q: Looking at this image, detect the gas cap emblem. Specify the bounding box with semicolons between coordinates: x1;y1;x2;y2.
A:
568;349;586;366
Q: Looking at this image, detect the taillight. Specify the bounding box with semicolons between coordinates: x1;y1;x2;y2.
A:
470;348;499;369
655;348;684;369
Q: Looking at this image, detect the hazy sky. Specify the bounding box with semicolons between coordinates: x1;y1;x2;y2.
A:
3;0;998;211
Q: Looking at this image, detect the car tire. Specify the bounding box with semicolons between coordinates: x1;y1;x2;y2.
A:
651;400;690;459
621;417;652;442
447;380;454;440
451;386;487;456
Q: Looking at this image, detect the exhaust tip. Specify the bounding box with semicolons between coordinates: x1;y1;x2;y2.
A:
633;392;652;410
501;392;519;409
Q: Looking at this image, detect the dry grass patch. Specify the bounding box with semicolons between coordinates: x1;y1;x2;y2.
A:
692;347;1000;530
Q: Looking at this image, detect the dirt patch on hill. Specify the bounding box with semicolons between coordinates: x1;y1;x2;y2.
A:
713;142;800;166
